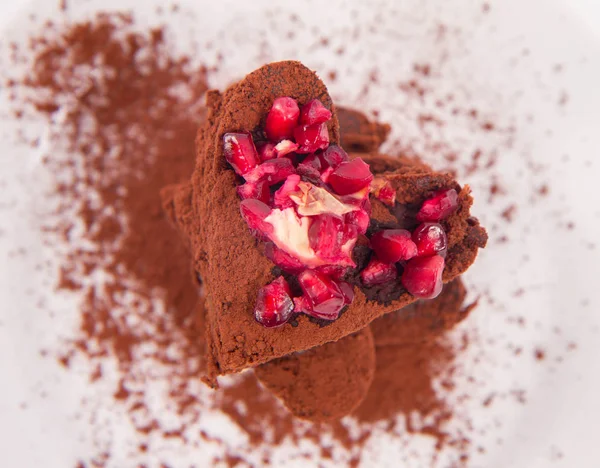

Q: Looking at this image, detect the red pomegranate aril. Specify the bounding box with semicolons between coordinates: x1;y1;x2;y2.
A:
265;97;300;141
320;166;334;184
308;214;345;263
256;141;277;162
328;158;374;195
370;229;418;263
254;276;295;327
265;242;305;274
341;222;358;244
223;132;259;176
294;123;329;154
240;199;273;240
244;158;296;185
237;180;270;204
298;270;346;320
360;257;398;286
320;144;349;169
379;184;396;206
416;189;459;222
344;210;370;234
273;174;301;209
315;265;348;280
371;178;396;206
299;99;332;125
293;295;311;314
412;222;448;257
300;153;322;171
338;281;355;304
362;197;372;216
274;139;299;157
402;255;445;299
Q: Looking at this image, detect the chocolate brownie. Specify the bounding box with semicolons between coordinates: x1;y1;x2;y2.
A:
161;61;487;382
254;327;375;422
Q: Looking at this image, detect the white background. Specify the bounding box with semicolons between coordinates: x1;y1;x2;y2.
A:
1;0;600;467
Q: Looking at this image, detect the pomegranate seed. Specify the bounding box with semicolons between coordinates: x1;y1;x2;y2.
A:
319;144;349;169
237;180;270;204
240;199;273;240
338;281;355;304
293;123;329;154
341;222;358;244
320;166;335;184
371;177;396;206
256;141;277;162
362;197;372;216
300;153;322;170
299;99;332;125
274;139;299;157
416;189;459;222
244;158;296;185
360;257;398;286
265;97;300;141
370;229;418;263
297;270;346;320
273;174;301;209
223;132;259;176
315;265;348;280
412;222;448;257
254;276;295;327
328;158;374;195
344;209;370;234
402;255;445;299
265;242;305;274
339;224;359;262
293;295;311;314
308;214;345;263
379;184;396;206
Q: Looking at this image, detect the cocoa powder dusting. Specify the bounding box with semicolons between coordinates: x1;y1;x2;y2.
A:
5;10;486;468
255;327;376;422
169;60;485;378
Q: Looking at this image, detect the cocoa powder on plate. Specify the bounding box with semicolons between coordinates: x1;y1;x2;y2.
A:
5;9;209;426
4;11;482;467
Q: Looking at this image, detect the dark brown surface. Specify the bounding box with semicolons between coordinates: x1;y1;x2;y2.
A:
255;327;376;422
337;106;391;153
163;61;487;380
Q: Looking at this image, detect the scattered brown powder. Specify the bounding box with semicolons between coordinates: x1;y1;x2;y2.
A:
4;8;210;443
2;6;547;468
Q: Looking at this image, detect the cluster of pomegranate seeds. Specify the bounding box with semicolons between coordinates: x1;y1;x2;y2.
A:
370;190;457;299
223;96;460;327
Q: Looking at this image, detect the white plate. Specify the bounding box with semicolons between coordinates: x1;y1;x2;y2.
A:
1;0;600;467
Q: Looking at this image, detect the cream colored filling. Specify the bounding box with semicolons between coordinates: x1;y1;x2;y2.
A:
289;182;359;217
265;207;322;266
